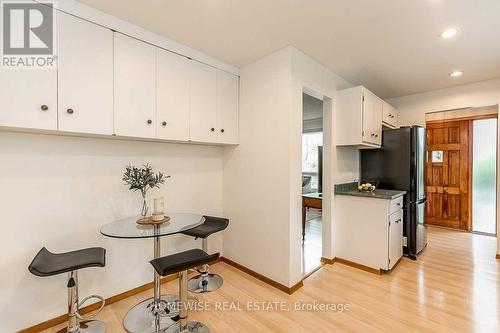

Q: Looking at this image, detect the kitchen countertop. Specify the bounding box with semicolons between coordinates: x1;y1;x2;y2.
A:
334;182;406;200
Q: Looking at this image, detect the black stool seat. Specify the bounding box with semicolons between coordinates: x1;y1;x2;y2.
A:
181;215;229;239
150;249;219;277
29;247;106;277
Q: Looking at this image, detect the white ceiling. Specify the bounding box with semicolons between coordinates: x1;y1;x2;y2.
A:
77;0;500;98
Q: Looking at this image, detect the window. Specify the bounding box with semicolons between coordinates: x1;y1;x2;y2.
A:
431;150;443;163
302;132;323;191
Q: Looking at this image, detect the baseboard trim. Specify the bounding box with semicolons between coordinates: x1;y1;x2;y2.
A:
220;257;303;295
320;257;335;265
19;257;222;333
496;253;500;260
334;257;381;275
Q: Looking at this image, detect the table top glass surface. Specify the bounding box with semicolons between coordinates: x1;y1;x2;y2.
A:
100;212;204;239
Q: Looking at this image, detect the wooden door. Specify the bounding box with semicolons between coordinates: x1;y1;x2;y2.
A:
58;12;113;135
216;69;239;144
156;48;190;141
426;120;471;230
114;33;156;138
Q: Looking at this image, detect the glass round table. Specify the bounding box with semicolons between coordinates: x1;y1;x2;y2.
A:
101;212;205;333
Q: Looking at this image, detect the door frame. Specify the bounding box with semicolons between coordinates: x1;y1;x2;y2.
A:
426;111;498;234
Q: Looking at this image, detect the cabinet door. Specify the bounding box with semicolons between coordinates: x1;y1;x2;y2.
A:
216;70;239;144
114;33;156;138
362;89;382;145
388;209;403;269
189;61;217;143
58;12;113;135
156;49;190;141
382;101;397;128
0;69;57;130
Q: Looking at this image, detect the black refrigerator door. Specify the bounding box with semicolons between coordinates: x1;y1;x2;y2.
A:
416;197;427;254
361;127;412;191
412;126;426;203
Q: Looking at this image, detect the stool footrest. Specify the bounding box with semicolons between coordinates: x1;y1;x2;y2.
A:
76;295;105;321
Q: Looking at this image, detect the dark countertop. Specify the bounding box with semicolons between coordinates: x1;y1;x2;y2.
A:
334;182;406;200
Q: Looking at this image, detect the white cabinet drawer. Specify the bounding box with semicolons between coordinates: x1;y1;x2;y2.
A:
389;196;404;215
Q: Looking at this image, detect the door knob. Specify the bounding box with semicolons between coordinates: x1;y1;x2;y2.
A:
41;105;48;111
67;108;74;114
147;119;152;125
162;121;167;127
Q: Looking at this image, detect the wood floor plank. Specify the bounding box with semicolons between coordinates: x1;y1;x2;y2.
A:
40;226;499;332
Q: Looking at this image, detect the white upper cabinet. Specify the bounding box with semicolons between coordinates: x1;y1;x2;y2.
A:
58;12;113;135
0;69;57;130
362;89;383;146
156;49;190;141
114;33;156;138
382;101;398;129
336;86;383;148
189;61;217;143
216;70;239;144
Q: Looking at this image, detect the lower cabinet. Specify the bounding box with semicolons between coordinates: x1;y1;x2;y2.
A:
335;195;404;271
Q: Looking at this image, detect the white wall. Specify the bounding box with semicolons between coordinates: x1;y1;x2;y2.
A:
0;132;223;332
388;78;500;254
223;48;293;286
223;47;358;288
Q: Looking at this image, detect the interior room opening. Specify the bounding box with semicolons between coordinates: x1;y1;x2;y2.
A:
301;92;323;276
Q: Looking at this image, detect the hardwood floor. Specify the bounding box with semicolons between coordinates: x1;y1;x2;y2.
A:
42;226;499;333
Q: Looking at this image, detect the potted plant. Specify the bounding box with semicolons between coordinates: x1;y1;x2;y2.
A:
123;164;170;217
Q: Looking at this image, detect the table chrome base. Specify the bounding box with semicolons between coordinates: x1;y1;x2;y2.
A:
123;295;179;333
165;321;210;333
187;274;223;293
57;320;106;333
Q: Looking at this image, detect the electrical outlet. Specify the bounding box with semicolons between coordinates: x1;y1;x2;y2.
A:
403;236;408;247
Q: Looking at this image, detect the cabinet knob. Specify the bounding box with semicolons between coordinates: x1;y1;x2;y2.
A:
220;129;225;133
41;105;48;111
147;119;152;125
210;128;215;132
67;108;74;114
371;133;375;137
375;134;379;138
162;121;167;127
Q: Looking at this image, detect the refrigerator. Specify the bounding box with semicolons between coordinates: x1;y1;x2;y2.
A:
360;126;427;259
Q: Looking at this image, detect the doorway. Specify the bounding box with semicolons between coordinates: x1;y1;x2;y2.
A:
301;93;323;276
425;107;498;235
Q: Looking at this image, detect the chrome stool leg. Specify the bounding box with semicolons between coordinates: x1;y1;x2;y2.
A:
59;271;106;333
187;239;223;293
166;270;209;333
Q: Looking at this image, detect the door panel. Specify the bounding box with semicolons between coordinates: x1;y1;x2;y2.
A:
114;33;156;138
426;120;470;230
156;49;190;141
189;61;217;143
388;209;403;269
216;70;239;144
58;12;113;135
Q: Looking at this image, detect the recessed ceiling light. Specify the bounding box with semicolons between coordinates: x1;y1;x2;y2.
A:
450;71;463;78
441;28;458;39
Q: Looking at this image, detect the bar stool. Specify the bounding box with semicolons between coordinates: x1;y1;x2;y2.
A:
181;216;229;293
150;249;219;333
28;247;106;333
